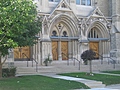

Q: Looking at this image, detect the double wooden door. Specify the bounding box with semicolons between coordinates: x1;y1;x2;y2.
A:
52;41;68;60
14;46;30;60
89;42;99;59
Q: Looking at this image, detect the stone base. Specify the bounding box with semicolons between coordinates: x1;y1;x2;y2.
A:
110;50;120;63
2;62;14;68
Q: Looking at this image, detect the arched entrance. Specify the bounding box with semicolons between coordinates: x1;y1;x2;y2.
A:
87;23;110;58
49;13;78;61
88;27;102;58
51;23;69;60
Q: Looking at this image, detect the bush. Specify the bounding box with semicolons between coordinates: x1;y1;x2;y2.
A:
44;54;52;66
2;67;16;77
81;49;96;63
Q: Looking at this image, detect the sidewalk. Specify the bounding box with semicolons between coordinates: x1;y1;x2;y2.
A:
39;73;120;90
16;73;120;90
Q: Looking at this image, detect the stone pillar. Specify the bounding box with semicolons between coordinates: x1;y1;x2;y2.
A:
110;0;120;62
37;41;41;65
110;33;120;62
58;41;62;61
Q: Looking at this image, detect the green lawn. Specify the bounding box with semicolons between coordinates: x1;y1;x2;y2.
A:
102;70;120;74
59;72;120;85
0;75;89;90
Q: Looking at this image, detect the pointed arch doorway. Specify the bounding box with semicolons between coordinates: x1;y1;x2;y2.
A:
51;23;70;60
88;27;102;59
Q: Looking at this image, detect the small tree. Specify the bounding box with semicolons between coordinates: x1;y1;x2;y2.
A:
0;0;41;78
81;49;96;74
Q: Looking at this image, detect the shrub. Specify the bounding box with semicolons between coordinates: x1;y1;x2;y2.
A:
2;67;16;77
81;49;96;61
44;54;52;66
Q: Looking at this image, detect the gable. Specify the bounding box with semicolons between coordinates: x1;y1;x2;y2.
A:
48;0;78;23
91;7;104;17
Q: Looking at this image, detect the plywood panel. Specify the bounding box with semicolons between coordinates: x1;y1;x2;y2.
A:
61;42;68;60
89;42;99;58
52;42;58;60
14;46;30;59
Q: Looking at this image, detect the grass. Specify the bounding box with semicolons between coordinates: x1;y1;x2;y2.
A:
0;75;89;90
59;72;120;85
102;70;120;74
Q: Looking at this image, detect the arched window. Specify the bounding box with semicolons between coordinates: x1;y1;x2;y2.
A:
49;0;60;2
52;31;57;37
88;28;100;38
76;0;91;6
62;31;67;37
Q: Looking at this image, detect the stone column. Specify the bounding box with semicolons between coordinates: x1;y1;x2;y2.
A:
110;0;120;62
37;40;41;65
58;41;62;61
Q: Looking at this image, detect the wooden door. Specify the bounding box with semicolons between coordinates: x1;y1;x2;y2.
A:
89;42;99;59
14;46;30;60
61;41;68;60
52;41;58;60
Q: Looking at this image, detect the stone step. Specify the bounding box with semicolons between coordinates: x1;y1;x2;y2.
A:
85;82;105;88
15;60;120;74
16;67;37;74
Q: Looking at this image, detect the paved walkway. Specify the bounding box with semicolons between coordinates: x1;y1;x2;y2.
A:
16;72;120;90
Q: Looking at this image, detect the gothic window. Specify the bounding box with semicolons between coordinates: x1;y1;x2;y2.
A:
87;0;91;5
81;0;85;5
52;31;57;37
76;0;80;4
76;0;91;6
49;0;60;2
88;28;99;38
62;31;67;37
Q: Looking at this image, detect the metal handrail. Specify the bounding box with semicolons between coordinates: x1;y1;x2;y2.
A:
31;58;38;72
22;53;30;67
22;53;38;72
96;52;116;69
61;53;80;70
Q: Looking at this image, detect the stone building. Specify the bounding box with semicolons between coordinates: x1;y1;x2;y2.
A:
11;0;120;65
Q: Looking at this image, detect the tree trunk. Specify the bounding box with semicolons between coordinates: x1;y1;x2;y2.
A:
89;60;92;74
0;56;2;78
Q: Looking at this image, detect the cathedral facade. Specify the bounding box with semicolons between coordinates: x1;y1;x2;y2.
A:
11;0;120;65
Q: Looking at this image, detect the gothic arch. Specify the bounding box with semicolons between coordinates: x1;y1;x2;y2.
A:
86;21;109;39
49;13;78;37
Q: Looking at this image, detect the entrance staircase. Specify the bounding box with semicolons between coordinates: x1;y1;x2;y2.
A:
15;59;120;75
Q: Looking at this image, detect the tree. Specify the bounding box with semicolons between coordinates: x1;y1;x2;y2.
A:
81;49;96;74
0;0;41;78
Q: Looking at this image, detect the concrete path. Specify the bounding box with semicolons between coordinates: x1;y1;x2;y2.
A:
39;73;105;89
16;73;120;90
39;73;120;90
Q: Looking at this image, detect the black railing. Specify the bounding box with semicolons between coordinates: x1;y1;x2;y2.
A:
61;53;81;70
22;53;38;72
96;53;116;69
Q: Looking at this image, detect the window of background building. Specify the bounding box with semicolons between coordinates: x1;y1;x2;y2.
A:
49;0;60;2
76;0;91;6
